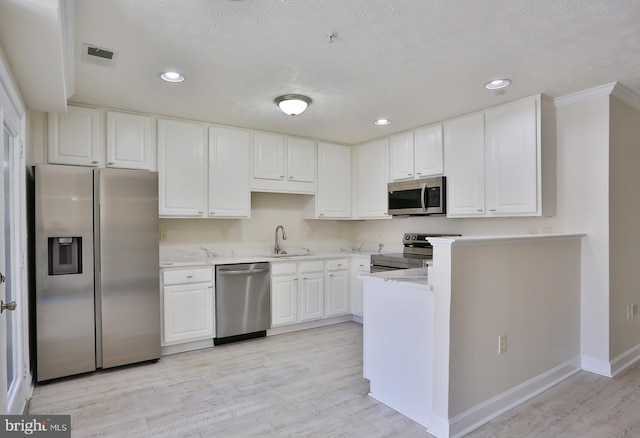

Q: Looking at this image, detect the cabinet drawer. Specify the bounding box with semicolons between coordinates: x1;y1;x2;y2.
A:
352;258;371;273
299;260;324;273
163;268;213;285
271;262;297;275
326;259;349;271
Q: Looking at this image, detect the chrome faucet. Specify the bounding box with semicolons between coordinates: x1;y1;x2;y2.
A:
274;225;287;254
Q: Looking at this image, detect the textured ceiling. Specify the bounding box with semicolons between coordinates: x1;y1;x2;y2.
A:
5;0;640;144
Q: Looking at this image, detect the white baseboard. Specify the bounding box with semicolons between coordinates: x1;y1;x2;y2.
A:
352;314;363;324
581;354;612;377
610;343;640;377
161;338;214;356
448;358;581;438
267;315;353;336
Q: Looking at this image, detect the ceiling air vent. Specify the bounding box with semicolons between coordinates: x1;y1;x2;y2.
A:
82;43;118;68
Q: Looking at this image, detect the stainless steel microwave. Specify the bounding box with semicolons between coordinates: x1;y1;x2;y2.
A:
388;176;446;216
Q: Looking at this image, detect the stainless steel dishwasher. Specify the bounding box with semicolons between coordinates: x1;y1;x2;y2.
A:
214;262;271;345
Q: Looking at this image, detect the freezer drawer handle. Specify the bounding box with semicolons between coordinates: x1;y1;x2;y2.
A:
218;268;269;275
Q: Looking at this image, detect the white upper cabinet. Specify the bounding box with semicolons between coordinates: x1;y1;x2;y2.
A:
157;119;207;217
286;137;316;183
106;111;155;170
444;113;486;217
445;95;555;218
389;124;443;181
305;142;351;219
252;132;316;194
253;132;285;180
208;126;251;218
389;132;415;181
353;139;390;219
48;105;102;166
485;98;538;215
414;124;444;177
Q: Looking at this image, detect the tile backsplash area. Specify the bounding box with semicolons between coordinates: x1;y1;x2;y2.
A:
159;192;357;246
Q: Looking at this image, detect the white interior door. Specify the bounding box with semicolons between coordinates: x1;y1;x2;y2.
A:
0;108;6;414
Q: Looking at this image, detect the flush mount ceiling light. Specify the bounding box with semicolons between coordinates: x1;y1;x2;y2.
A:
160;71;185;83
275;94;312;116
374;119;391;126
485;78;511;90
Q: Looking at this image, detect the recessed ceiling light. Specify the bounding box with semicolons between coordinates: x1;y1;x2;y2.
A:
374;119;391;126
160;71;185;83
485;79;511;90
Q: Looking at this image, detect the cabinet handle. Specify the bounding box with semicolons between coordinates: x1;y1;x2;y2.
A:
407;173;413;177
477;210;483;212
489;209;496;212
280;175;285;179
91;160;99;164
416;172;422;175
187;275;193;278
210;212;215;215
329;274;334;277
107;162;115;165
319;214;325;217
198;211;204;214
288;176;293;179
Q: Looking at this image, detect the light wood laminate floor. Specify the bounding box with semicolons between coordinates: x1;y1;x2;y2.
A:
29;322;640;437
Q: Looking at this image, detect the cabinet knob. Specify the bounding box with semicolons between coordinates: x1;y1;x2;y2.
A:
288;176;293;179
280;175;285;179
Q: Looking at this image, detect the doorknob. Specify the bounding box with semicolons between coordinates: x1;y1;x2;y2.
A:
0;272;5;284
1;301;16;313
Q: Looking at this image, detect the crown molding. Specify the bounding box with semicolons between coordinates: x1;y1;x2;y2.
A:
554;82;617;107
611;82;640;111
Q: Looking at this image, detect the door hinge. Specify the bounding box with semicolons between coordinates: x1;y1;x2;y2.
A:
20;141;25;158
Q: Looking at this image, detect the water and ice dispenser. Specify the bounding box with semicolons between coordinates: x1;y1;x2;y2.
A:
48;237;82;275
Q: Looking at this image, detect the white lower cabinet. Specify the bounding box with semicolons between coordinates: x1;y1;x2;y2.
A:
350;256;370;318
161;268;214;345
271;258;352;328
299;273;324;321
325;259;349;317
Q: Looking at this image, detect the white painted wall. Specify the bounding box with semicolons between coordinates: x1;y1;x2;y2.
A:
609;97;640;360
447;238;581;417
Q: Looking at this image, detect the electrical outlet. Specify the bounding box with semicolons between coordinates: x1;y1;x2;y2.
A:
633;304;638;318
160;230;168;242
498;335;507;355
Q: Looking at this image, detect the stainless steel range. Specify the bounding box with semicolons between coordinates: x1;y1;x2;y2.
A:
370;233;460;272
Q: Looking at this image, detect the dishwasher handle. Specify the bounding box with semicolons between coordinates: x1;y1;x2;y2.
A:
217;268;270;275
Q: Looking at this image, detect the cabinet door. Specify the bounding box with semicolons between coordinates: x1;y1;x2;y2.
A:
299;273;324;321
414;124;443;177
157;119;207;216
485;98;538;215
48;106;101;166
106;111;155;170
350;257;370;317
326;271;349;316
271;275;298;326
316;142;351;218
253;132;285;181
286;137;316;183
444;113;485;217
356;139;389;218
208;127;251;218
389;132;414;181
163;283;214;344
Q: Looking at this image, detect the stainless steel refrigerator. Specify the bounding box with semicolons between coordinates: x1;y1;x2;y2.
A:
33;164;160;382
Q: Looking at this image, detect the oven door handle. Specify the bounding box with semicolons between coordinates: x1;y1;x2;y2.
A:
421;182;428;212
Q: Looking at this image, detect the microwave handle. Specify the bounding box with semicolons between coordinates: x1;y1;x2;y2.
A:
421;182;427;211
